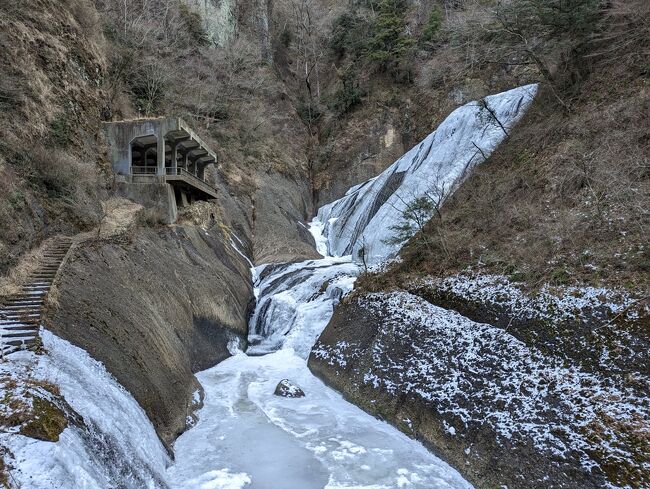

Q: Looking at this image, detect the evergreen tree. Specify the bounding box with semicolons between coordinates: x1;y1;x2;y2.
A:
365;0;414;71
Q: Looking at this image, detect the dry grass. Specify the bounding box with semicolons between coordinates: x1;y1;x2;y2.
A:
0;244;47;299
392;3;650;292
0;0;107;273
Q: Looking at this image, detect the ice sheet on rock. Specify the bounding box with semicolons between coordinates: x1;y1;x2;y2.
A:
168;349;472;489
247;257;360;357
317;85;538;264
1;330;170;489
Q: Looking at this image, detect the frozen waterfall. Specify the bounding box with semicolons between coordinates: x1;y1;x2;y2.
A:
0;330;170;489
170;85;536;488
317;84;538;264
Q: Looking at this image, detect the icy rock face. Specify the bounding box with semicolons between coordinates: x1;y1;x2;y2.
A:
309;291;649;488
317;84;538;264
1;330;170;489
247;257;359;357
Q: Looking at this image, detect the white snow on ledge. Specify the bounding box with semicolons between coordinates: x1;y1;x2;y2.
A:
415;272;648;322
317;84;538;264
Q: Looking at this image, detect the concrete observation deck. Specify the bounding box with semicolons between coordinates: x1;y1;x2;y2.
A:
103;117;219;204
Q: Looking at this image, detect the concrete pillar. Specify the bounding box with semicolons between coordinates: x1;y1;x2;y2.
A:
182;151;189;171
156;132;165;176
180;190;189;207
141;148;149;171
194;160;198;177
198;163;205;180
170;141;178;173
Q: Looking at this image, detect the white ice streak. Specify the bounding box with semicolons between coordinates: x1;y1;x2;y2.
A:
317;84;538;264
1;330;170;489
247;256;359;357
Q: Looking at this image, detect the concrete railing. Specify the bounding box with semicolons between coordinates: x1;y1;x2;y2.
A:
165;167;209;185
164;167;218;198
127;166;217;198
130;166;157;175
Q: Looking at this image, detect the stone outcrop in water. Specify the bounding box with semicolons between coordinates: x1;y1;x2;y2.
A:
274;379;305;398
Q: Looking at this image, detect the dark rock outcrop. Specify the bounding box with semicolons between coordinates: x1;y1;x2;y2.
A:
309;291;649;489
274;379;305;398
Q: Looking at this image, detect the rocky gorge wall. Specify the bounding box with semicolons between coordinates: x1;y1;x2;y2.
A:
45;203;254;446
309;283;649;489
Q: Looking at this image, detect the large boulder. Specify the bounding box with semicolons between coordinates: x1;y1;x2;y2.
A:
274;379;305;398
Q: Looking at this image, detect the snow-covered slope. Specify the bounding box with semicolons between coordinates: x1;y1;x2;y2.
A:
317;84;538;263
1;331;170;489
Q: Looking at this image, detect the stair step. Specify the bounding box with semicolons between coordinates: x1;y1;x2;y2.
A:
1;322;39;329
1;298;44;303
1;332;38;339
0;321;39;327
3;298;44;303
1;314;40;321
1;307;42;312
0;312;41;318
3;338;37;348
1;325;39;332
2;295;46;302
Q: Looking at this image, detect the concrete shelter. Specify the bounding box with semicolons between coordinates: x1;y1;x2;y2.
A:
103;117;219;207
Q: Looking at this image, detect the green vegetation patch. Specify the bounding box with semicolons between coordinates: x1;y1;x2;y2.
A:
1;377;69;443
19;397;68;442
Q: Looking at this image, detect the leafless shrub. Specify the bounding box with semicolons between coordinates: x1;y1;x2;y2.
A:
589;0;650;69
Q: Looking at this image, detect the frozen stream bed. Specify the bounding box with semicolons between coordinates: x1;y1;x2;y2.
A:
167;349;472;489
167;255;472;489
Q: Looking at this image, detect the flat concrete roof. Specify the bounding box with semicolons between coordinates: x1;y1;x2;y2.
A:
103;117;218;163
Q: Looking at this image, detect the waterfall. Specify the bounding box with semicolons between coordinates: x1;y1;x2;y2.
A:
247;85;537;350
318;84;538;263
168;85;537;488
